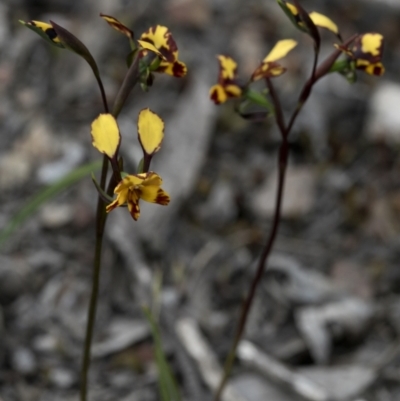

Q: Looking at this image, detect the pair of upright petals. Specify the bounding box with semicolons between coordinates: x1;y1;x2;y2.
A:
91;110;170;221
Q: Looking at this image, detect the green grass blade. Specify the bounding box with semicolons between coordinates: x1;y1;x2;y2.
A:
142;306;181;401
0;160;102;246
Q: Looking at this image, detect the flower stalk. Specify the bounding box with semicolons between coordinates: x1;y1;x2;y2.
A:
211;3;385;400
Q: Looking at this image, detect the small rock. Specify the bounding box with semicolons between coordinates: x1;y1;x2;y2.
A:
232;373;300;401
0;118;58;190
364;197;399;240
252;166;317;219
33;334;59;353
11;347;37;376
166;0;211;27
197;179;238;227
266;254;341;305
27;249;64;271
366;81;400;143
0;256;30;304
0;155;30;191
49;367;75;389
296;298;375;364
40;203;74;229
322;169;352;193
36;141;85;184
299;365;376;401
17;119;58;163
92;319;149;359
330;260;374;299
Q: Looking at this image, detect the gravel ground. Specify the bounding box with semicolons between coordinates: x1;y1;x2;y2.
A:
1;0;400;400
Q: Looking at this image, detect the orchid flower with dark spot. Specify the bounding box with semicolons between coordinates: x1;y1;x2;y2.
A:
139;25;187;77
335;33;385;76
106;172;170;221
209;55;242;104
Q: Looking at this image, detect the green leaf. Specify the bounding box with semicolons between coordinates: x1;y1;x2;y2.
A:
244;89;274;111
142;307;181;401
329;59;357;83
91;173;115;203
0;161;102;246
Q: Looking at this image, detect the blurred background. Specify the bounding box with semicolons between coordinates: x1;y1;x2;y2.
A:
1;0;400;400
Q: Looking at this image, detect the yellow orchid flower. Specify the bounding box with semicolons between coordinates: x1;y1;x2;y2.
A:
336;33;385;76
139;25;187;77
209;55;242;104
106;172;170;220
251;39;297;81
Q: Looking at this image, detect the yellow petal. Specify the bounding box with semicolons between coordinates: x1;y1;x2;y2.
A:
140;25;170;53
137;108;165;155
138;40;166;60
225;84;242;97
140;173;170;205
210;84;228;104
142;186;170;205
309;12;339;35
100;14;133;38
217;55;238;80
356;60;385;76
158;59;187;77
91;114;121;159
264;39;297;63
361;33;383;57
106;198;121;213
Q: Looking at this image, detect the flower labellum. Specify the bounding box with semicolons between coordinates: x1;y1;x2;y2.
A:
106;172;170;220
